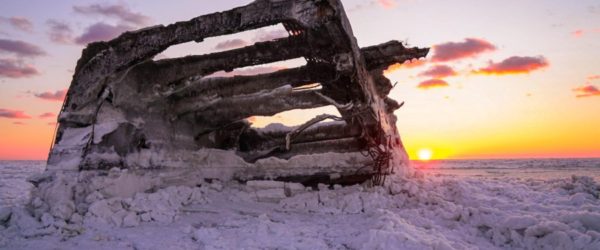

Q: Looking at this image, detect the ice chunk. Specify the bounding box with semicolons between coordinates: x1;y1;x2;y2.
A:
256;188;287;203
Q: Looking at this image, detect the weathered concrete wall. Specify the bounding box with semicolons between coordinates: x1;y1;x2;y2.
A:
46;0;428;184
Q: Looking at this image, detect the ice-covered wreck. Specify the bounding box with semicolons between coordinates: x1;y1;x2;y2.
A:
46;0;428;187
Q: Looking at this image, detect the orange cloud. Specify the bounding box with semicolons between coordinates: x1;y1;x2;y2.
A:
417;79;449;89
34;89;67;101
431;38;496;62
377;0;397;9
573;85;600;98
0;108;31;119
571;28;600;38
418;65;456;78
588;75;600;80
474;56;548;75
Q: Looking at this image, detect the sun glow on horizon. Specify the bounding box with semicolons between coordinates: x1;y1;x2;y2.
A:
417;148;433;161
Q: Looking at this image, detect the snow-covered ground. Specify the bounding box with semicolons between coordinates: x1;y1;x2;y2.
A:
1;166;600;250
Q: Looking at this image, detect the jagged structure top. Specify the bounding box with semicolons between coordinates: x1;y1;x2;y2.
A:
48;0;428;185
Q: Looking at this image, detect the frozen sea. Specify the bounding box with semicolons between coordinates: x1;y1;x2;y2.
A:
1;158;599;208
2;158;600;249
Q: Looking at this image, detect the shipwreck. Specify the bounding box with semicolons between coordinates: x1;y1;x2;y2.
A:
45;0;428;188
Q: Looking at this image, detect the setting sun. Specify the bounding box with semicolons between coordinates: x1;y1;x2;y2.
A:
417;149;433;161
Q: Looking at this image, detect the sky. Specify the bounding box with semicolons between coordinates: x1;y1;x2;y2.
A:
0;0;599;160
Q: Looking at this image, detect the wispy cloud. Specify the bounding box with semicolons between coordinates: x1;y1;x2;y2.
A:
0;16;34;32
588;75;600;81
46;20;73;44
418;65;457;78
214;39;249;50
431;38;496;62
72;3;151;45
74;22;134;45
33;89;67;101
417;79;449;89
73;3;151;26
0;58;39;78
573;85;600;98
0;39;46;57
39;112;56;119
253;30;288;42
0;108;31;119
474;56;548;75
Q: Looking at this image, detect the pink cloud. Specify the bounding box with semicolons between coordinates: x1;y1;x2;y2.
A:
39;112;56;119
417;79;449;89
0;108;31;119
0;58;39;78
73;4;150;26
75;22;134;45
253;30;288;42
46;20;73;44
474;56;549;75
418;65;457;78
1;17;34;32
34;89;67;101
431;38;496;62
571;28;600;38
0;39;46;57
573;85;600;98
214;39;249;50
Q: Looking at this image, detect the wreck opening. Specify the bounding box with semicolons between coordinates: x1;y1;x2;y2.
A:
156;23;289;60
204;57;307;78
248;104;337;128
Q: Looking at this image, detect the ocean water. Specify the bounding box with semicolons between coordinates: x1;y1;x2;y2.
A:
414;158;600;180
1;158;599;208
